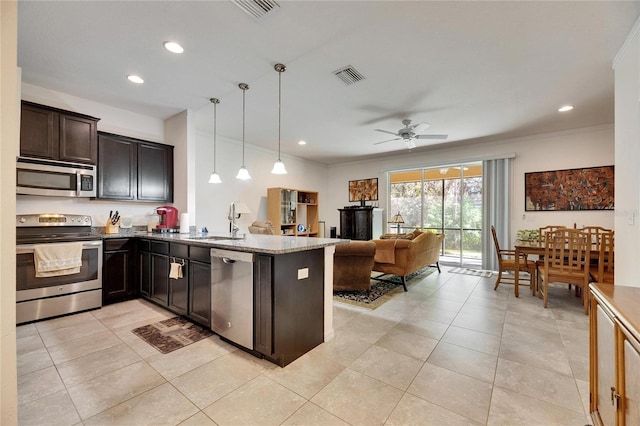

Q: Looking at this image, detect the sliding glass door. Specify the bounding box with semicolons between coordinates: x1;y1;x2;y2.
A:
389;164;483;267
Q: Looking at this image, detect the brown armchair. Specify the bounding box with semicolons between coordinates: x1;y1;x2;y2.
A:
372;230;444;291
333;241;376;291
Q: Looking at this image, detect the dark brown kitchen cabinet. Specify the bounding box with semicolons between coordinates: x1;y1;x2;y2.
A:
138;142;173;202
138;240;151;297
20;101;99;164
168;244;189;316
149;241;169;306
97;133;137;200
254;249;324;367
97;132;173;202
138;241;210;328
102;238;137;305
189;259;211;327
339;207;373;240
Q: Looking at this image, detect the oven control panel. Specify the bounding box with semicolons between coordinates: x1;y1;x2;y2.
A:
16;214;92;227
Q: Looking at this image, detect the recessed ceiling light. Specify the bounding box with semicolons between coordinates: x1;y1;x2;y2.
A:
163;41;184;54
298;140;307;145
558;105;574;112
126;75;144;84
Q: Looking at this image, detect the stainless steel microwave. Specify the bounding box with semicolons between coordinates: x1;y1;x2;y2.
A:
16;157;96;197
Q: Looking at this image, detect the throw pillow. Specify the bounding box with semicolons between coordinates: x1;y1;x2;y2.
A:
412;229;423;238
379;233;414;240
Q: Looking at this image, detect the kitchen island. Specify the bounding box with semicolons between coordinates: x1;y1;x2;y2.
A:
108;231;347;366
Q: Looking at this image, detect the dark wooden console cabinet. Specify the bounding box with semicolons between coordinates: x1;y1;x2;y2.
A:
97;132;173;202
339;207;373;240
20;101;99;164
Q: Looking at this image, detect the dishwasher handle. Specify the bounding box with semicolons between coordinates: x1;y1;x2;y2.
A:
211;248;254;263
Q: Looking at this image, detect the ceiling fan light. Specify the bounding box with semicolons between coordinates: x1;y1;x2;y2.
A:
271;160;287;174
208;172;222;184
236;166;251;180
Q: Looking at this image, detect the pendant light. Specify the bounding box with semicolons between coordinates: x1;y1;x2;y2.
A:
236;83;251;180
208;98;222;183
271;63;287;174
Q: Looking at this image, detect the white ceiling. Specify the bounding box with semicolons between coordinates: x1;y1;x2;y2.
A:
18;1;639;165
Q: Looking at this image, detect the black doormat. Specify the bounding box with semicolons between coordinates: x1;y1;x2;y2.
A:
132;316;213;354
333;267;435;309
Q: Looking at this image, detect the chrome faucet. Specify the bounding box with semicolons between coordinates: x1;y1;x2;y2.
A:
228;202;240;238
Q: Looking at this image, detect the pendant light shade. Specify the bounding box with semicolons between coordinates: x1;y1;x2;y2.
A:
208;97;222;183
237;83;251;180
271;63;287;174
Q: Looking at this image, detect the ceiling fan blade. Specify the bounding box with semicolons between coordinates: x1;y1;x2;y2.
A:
411;122;431;133
373;137;401;145
404;139;417;149
415;134;448;140
374;129;399;136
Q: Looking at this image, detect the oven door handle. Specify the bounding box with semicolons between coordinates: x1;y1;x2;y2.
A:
16;240;103;254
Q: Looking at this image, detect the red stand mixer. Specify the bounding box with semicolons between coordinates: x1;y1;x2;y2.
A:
155;206;179;232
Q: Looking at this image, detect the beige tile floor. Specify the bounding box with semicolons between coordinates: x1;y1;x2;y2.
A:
17;266;592;425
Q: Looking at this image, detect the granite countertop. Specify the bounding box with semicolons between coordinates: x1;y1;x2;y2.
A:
96;228;349;255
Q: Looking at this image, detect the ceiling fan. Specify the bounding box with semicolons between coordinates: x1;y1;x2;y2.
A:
373;119;448;149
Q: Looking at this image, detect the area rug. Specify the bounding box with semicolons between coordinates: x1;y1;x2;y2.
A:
333;267;435;309
132;316;213;354
449;267;493;278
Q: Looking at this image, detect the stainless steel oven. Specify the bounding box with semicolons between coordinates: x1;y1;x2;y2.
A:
16;157;96;197
16;214;102;324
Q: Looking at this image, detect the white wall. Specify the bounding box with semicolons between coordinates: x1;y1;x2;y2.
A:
191;102;329;234
613;18;640;287
326;125;614;243
17;85;174;228
1;1;19;422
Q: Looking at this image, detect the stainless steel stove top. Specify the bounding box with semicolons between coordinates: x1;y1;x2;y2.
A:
16;214;95;244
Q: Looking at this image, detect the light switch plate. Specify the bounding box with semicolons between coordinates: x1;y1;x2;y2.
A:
297;268;309;280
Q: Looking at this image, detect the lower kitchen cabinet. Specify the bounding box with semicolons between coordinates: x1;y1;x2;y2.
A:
137;240;210;328
168;243;189;316
102;238;137;305
590;284;640;425
189;259;211;327
254;249;324;367
138;239;151;297
150;241;170;307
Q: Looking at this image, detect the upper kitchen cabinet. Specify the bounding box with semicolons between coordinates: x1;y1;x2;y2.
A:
20;101;99;164
97;132;173;202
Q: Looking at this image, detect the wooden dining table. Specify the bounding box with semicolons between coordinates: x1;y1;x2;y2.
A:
513;240;545;297
513;240;603;297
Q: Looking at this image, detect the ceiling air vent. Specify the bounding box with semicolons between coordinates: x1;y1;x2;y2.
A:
232;0;280;21
333;65;366;85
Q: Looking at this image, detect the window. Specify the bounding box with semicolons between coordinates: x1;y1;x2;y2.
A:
389;164;483;267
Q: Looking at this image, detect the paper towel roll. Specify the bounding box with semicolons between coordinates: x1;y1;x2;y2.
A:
179;212;190;233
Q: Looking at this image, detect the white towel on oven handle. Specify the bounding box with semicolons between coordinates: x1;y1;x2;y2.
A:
33;242;83;277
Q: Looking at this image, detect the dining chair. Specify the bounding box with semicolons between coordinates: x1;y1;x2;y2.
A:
536;225;568;291
593;231;614;284
581;226;613;248
538;228;591;314
491;225;536;293
538;225;567;244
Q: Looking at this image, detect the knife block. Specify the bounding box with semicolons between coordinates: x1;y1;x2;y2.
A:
105;219;120;234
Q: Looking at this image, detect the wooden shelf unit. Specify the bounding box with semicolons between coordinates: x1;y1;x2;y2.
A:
267;188;319;237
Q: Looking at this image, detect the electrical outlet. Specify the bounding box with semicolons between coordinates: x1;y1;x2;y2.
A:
297;268;309;280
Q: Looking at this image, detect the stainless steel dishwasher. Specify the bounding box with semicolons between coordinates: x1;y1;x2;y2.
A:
210;248;255;350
